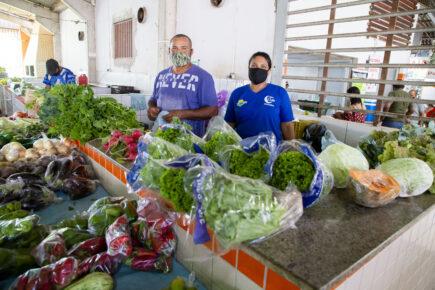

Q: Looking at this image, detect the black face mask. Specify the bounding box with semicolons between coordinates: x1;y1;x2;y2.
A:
249;68;268;85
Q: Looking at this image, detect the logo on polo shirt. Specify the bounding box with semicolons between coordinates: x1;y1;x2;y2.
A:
264;95;275;107
237;99;248;107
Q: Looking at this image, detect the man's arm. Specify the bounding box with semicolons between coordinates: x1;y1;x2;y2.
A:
163;106;218;122
281;122;295;140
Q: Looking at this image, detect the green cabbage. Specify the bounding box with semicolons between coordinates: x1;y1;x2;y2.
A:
318;143;369;188
377;158;433;197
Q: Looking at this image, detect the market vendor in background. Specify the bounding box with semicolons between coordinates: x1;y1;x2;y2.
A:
377;84;415;129
224;52;295;142
43;59;76;89
333;86;366;123
409;89;427;126
147;34;218;137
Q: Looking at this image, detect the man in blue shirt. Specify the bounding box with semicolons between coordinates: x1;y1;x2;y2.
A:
43;59;76;89
225;52;295;142
147;34;218;137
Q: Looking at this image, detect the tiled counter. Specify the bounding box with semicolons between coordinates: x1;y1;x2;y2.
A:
81;142;435;290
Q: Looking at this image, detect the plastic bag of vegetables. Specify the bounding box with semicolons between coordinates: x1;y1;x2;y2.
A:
31;232;67;266
219;132;276;181
201;116;242;162
318;132;369;188
153;119;205;153
136;154;217;213
184;166;303;250
126;133;189;193
0;142;26;162
10;256;80;290
348;169;401;208
377;158;433;197
267;140;334;208
0;214;39;244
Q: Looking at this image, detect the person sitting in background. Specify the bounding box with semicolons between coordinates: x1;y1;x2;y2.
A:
379;84;414;129
343;86;365;123
43;59;76;89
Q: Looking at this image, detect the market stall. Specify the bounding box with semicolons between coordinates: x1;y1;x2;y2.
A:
0;84;434;290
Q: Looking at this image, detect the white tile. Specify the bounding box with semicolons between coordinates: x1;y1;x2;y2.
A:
373;249;389;278
235;271;262;290
346;270;363;290
359;260;377;290
211;256;236;290
192;245;214;289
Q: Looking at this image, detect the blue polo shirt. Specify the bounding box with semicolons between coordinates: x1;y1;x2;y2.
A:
224;84;294;142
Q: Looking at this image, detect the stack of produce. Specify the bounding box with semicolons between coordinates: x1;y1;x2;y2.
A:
102;129;143;162
38;85;140;143
359;125;435;194
0;117;47;150
0;149;98;207
5;196;176;289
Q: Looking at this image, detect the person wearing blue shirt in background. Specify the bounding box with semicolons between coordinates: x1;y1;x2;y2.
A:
43;59;76;89
225;52;295;142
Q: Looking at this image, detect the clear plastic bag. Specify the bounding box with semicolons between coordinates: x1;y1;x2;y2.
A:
266;140;333;208
318;132;369;189
105;215;133;258
125;248;172;273
201;116;242;162
348;169;401;208
67;237;107;260
78;253;121;276
219;132;275;181
126;134;189;193
153;122;206;153
136;197;177;256
184;166;303;250
133;154;217;214
31;232;66;266
10;256;80;290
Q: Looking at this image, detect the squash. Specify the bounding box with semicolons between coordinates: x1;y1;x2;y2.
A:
64;272;113;290
349;169;400;208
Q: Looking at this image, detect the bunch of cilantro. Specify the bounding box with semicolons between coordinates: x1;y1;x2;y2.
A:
39;85;139;142
269;151;315;192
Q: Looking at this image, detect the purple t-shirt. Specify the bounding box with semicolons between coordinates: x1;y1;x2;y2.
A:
151;65;218;137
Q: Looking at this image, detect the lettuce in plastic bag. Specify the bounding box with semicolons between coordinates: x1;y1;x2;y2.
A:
318;143;369;188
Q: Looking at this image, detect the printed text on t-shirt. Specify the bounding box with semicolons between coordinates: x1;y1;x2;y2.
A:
156;72;199;92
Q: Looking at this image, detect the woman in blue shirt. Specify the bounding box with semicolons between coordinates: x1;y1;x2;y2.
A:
224;52;295;142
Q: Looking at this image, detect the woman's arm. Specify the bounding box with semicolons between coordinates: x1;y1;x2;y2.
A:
281;122;295;140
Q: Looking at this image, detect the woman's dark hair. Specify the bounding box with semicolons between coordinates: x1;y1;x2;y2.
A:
249;52;272;70
350;97;362;105
347;86;360;95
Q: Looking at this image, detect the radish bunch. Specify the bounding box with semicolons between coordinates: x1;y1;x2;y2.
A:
103;130;143;162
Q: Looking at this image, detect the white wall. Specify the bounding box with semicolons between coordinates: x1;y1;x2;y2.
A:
176;0;276;80
94;0;276;93
95;0;160;93
60;8;88;76
0;20;23;77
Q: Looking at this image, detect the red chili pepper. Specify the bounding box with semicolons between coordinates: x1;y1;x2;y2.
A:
68;237;107;260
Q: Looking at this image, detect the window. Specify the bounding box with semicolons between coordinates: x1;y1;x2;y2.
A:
25;65;35;77
114;19;133;59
